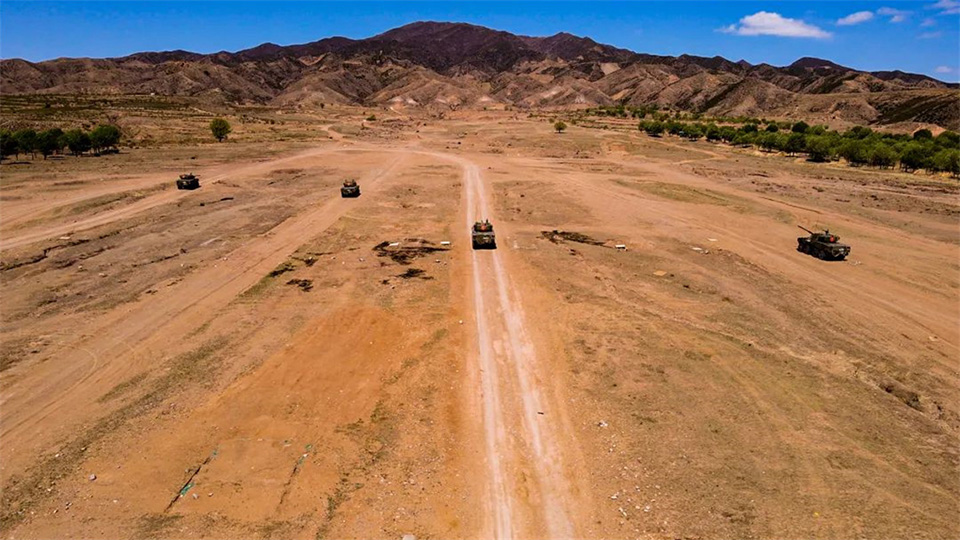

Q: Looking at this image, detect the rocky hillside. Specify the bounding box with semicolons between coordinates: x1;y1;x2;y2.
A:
3;21;957;128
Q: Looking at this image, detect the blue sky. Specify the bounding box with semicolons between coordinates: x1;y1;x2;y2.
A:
1;1;958;81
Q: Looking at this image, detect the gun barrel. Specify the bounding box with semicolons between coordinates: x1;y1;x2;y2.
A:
797;225;814;234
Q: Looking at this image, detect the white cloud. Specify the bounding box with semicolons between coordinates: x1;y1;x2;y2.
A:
720;11;832;38
929;0;960;15
919;31;943;38
837;11;874;25
920;17;937;26
935;65;954;73
877;7;911;22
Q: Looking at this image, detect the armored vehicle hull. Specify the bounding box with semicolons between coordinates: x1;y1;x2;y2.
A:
797;226;850;260
472;220;496;249
176;174;200;190
341;179;360;198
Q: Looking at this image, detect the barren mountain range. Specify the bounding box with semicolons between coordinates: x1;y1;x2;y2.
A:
3;21;958;128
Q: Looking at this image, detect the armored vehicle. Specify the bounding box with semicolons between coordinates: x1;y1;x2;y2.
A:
797;225;851;260
341;179;360;198
176;173;200;190
472;219;496;249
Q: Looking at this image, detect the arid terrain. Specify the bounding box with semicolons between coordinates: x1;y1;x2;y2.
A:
1;105;958;540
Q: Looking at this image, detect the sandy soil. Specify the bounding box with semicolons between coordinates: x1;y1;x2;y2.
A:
1;111;957;539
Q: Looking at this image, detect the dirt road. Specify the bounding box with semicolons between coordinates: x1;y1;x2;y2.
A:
461;158;577;538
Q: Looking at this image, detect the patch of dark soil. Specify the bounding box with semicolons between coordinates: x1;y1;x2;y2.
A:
541;230;606;246
268;261;295;277
880;380;923;411
0;237;91;271
286;278;313;292
198;197;234;207
396;268;433;280
372;238;448;265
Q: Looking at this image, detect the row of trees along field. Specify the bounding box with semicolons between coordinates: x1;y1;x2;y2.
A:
0;125;122;160
634;119;960;176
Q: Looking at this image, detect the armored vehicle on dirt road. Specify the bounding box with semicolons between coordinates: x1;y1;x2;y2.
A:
472;219;496;249
341;179;360;198
176;173;200;190
797;225;851;260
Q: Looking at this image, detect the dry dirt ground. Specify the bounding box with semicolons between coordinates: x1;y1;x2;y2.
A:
1;109;958;540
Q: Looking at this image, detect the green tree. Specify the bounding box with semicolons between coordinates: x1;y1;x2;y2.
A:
0;130;18;160
785;133;806;155
931;149;960;176
791;121;809;133
732;132;755;147
869;144;897;169
839;140;868;166
759;132;779;152
719;126;738;142
765;124;779;133
89;124;121;153
808;125;827;136
935;130;959;148
742;123;758;133
643;121;664;137
553;120;567;133
37;129;64;159
210;118;231;142
13;129;38;159
805;136;835;162
900;142;933;171
705;123;721;141
912;128;933;141
63;129;91;156
682;124;703;140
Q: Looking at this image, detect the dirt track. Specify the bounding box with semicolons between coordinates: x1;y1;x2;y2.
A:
1;113;958;539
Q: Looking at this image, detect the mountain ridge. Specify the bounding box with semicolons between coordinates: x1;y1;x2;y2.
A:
2;21;957;128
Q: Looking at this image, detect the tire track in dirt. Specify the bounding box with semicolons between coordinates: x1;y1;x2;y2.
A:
0;150;407;481
0;144;348;251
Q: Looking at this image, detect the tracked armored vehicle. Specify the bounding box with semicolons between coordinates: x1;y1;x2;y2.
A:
797;226;851;261
341;179;360;198
176;173;200;190
472;219;496;249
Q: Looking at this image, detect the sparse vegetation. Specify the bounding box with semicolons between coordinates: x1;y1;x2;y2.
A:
631;116;960;177
1;124;121;161
554;120;567;133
